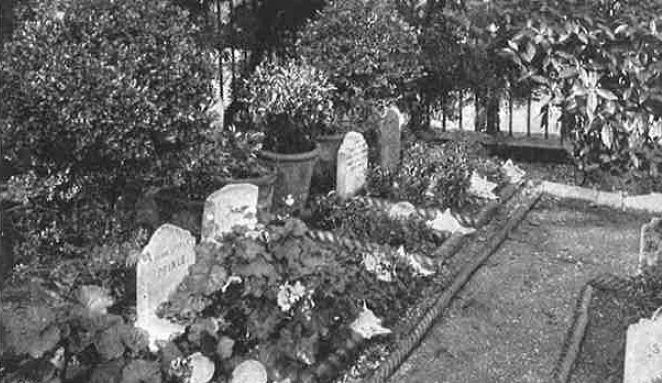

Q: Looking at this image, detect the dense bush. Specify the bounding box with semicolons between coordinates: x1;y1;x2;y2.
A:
499;0;662;184
367;142;474;209
1;0;215;260
296;0;423;119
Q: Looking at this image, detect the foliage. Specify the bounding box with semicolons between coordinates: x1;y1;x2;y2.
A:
1;0;215;259
189;125;275;180
297;0;423;125
0;282;154;382
241;59;336;153
367;141;474;209
498;0;662;183
309;194;445;255
158;218;426;380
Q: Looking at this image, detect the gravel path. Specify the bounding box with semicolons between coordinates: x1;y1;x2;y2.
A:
388;196;652;383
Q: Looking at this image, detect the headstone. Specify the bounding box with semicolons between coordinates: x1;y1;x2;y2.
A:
336;132;369;199
231;360;268;383
136;224;196;349
639;217;662;271
201;183;258;241
388;201;417;220
624;308;662;383
379;106;402;172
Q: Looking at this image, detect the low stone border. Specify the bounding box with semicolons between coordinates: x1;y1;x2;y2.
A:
360;185;542;383
432;182;521;262
552;273;639;383
552;285;594;383
299;182;525;383
541;180;662;214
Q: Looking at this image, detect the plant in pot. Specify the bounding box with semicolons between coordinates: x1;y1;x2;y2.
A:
242;59;336;212
189;126;279;216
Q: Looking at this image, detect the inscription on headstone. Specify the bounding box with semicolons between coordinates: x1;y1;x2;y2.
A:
201;183;258;241
136;224;196;348
379;106;402;172
336;132;368;199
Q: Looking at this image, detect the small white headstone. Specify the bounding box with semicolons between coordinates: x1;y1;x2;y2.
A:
388;201;417;220
379;106;402;172
336;132;369;199
189;352;215;383
201;183;258;241
624;308;662;383
231;359;268;383
136;224;196;349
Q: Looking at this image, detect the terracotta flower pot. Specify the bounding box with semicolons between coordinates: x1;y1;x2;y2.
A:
260;144;320;211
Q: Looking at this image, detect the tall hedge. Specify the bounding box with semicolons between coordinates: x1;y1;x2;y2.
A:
1;0;215;258
296;0;422;118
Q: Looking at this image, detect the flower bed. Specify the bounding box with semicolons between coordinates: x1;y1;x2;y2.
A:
0;216;447;383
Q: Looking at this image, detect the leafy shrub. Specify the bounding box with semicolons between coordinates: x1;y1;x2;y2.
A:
309;195;445;255
0;282;152;382
296;0;423;118
367;142;474;209
240;60;336;153
500;0;662;186
1;0;215;259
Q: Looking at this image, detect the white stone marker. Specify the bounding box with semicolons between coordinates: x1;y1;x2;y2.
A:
136;224;196;350
336;132;369;199
379;106;402;172
624;307;662;383
201;183;258;241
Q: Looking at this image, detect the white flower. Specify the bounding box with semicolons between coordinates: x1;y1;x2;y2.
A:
277;281;307;312
284;194;296;207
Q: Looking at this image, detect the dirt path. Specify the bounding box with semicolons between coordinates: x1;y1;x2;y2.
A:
389;196;653;383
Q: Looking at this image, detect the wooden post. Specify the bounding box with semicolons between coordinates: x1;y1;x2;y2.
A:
442;95;447;132
459;91;464;131
526;95;532;137
509;92;514;137
475;91;480;132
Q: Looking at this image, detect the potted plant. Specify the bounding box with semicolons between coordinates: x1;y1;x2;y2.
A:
242;59;336;211
193;126;278;216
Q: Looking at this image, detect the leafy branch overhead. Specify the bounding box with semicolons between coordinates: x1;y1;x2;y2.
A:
496;0;662;177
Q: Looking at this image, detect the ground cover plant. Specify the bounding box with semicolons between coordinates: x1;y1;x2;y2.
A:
308;195;446;255
366;141;475;210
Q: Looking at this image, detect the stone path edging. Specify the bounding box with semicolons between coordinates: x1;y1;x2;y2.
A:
541;181;662;213
362;186;543;383
552;273;651;383
552;284;594;383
